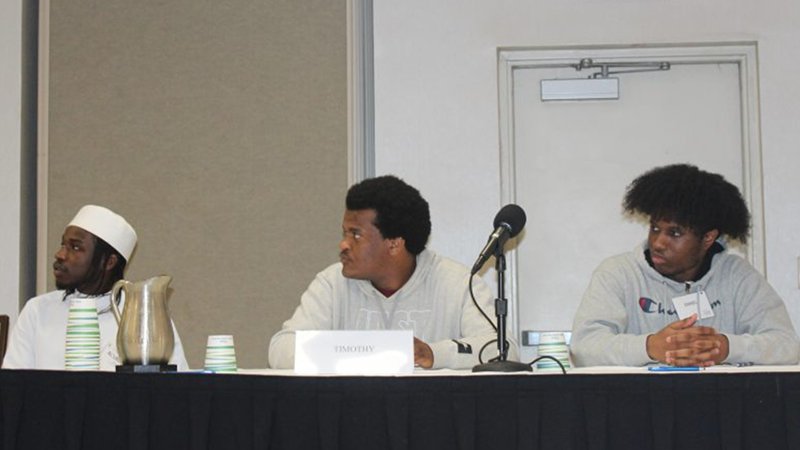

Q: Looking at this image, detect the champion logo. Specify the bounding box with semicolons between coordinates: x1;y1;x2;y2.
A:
638;296;720;315
639;297;658;313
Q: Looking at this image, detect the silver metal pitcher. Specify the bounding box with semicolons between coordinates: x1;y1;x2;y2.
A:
110;275;175;366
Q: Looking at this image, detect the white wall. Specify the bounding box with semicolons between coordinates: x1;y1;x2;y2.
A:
1;1;22;324
373;0;800;334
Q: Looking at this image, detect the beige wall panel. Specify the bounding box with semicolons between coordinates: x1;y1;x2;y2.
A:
47;0;347;368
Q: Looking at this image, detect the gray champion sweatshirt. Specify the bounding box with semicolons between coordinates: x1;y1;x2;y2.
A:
571;241;800;367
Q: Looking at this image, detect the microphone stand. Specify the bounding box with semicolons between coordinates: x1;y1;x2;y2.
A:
472;248;532;372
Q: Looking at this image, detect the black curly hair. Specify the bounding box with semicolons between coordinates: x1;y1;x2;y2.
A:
346;175;431;255
623;164;751;243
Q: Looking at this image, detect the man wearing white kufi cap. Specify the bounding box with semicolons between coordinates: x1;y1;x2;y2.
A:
3;205;189;371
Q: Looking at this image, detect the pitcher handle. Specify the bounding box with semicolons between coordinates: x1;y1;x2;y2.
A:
110;279;131;324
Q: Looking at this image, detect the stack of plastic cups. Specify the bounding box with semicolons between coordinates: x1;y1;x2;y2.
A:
536;332;571;373
204;335;237;373
65;297;101;370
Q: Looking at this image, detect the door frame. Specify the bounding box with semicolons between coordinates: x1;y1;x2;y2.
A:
497;42;764;339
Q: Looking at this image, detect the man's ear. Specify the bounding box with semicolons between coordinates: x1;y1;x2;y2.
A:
388;237;406;255
702;229;720;251
104;253;119;272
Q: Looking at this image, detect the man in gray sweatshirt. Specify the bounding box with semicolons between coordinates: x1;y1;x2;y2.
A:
269;175;512;370
571;164;800;367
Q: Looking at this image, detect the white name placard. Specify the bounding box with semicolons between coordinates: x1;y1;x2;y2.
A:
294;330;414;375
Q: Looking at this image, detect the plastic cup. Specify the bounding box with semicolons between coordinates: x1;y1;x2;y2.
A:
65;297;100;371
204;335;237;373
536;332;571;373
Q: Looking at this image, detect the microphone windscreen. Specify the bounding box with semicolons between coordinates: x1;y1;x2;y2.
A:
493;204;527;237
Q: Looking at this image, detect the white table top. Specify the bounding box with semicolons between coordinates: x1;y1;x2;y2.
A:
197;364;800;377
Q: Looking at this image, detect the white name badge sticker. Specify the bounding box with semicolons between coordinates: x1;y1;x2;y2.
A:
672;291;715;320
696;291;715;319
99;341;121;371
294;330;414;375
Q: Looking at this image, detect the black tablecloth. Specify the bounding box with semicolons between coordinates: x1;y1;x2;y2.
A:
1;369;799;450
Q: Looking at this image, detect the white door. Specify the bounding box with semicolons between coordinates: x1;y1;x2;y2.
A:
497;44;764;363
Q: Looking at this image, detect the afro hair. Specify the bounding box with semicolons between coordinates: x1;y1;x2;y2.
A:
623;164;750;243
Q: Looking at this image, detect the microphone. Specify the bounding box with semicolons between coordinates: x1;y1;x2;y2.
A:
471;204;526;274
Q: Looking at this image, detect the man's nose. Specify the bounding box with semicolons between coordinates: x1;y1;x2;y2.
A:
54;246;66;261
339;238;349;252
651;232;668;251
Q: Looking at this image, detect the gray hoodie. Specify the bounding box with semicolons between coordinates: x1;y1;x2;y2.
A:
269;249;513;369
571;241;800;367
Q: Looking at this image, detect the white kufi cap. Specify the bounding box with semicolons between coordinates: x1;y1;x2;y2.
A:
68;205;138;261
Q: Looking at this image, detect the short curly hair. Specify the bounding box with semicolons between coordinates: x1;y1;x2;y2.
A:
623;164;751;243
346;175;431;255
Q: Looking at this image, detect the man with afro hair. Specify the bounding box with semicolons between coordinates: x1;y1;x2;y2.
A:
269;175;510;370
571;164;799;367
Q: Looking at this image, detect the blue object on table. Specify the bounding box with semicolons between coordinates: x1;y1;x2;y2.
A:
647;366;701;372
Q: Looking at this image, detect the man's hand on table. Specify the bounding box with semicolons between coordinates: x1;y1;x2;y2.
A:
646;314;729;367
414;337;434;369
